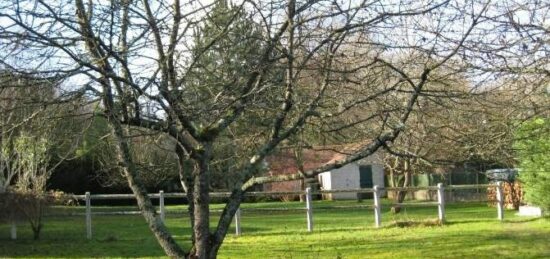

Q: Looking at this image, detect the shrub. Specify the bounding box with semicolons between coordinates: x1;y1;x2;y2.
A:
0;189;74;239
515;118;550;210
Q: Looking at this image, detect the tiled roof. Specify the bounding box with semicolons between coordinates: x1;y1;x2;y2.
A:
265;146;354;176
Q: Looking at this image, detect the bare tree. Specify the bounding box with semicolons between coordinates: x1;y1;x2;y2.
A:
0;71;81;239
0;0;506;257
0;73;49;192
381;77;503;212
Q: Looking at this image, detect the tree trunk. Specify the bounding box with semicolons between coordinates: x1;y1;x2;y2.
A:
175;145;196;246
209;189;245;258
31;200;43;240
392;170;411;214
110;121;187;258
389;168;396;188
208;166;260;258
31;224;41;240
190;144;212;259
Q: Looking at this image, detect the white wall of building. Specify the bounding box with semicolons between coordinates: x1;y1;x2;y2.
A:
371;164;386;196
318;154;386;200
319;171;332;190
330;163;361;199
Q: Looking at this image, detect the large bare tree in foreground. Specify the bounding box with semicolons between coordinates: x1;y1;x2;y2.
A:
3;0;544;258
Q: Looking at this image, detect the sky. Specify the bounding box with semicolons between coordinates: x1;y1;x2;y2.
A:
0;0;547;105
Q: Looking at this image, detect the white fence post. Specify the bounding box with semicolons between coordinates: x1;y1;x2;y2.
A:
85;191;92;240
10;221;16;240
305;187;313;232
437;183;445;223
235;208;242;236
496;181;504;221
373;185;381;228
159;190;165;222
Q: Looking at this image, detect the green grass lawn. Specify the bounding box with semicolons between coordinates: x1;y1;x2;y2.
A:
1;200;549;258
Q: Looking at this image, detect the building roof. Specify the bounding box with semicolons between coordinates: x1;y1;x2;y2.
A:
265;144;378;176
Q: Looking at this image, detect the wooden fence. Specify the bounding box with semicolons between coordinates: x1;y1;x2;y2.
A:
7;182;505;240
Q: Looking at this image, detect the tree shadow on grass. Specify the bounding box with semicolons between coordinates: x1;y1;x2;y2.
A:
285;232;542;258
0;237;167;258
235;226;370;237
232;227;550;259
445;216;545;225
504;216;547;223
0;223;193;258
361;232;550;258
444;219;497;225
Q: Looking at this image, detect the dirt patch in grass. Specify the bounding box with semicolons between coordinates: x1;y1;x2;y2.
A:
389;219;443;228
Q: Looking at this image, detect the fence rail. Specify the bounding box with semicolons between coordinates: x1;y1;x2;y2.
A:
6;183;505;240
70;184;496;200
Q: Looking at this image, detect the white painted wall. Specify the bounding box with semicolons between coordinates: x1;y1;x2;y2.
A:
371;164;386;197
318;154;386;200
318;171;331;200
319;171;331;190
329;163;361;199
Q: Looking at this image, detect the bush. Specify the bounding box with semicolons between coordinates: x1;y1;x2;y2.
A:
515;118;550;210
0;191;21;223
0;189;74;239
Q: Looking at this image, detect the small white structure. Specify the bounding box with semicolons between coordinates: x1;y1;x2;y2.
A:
318;154;385;200
517;205;543;217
